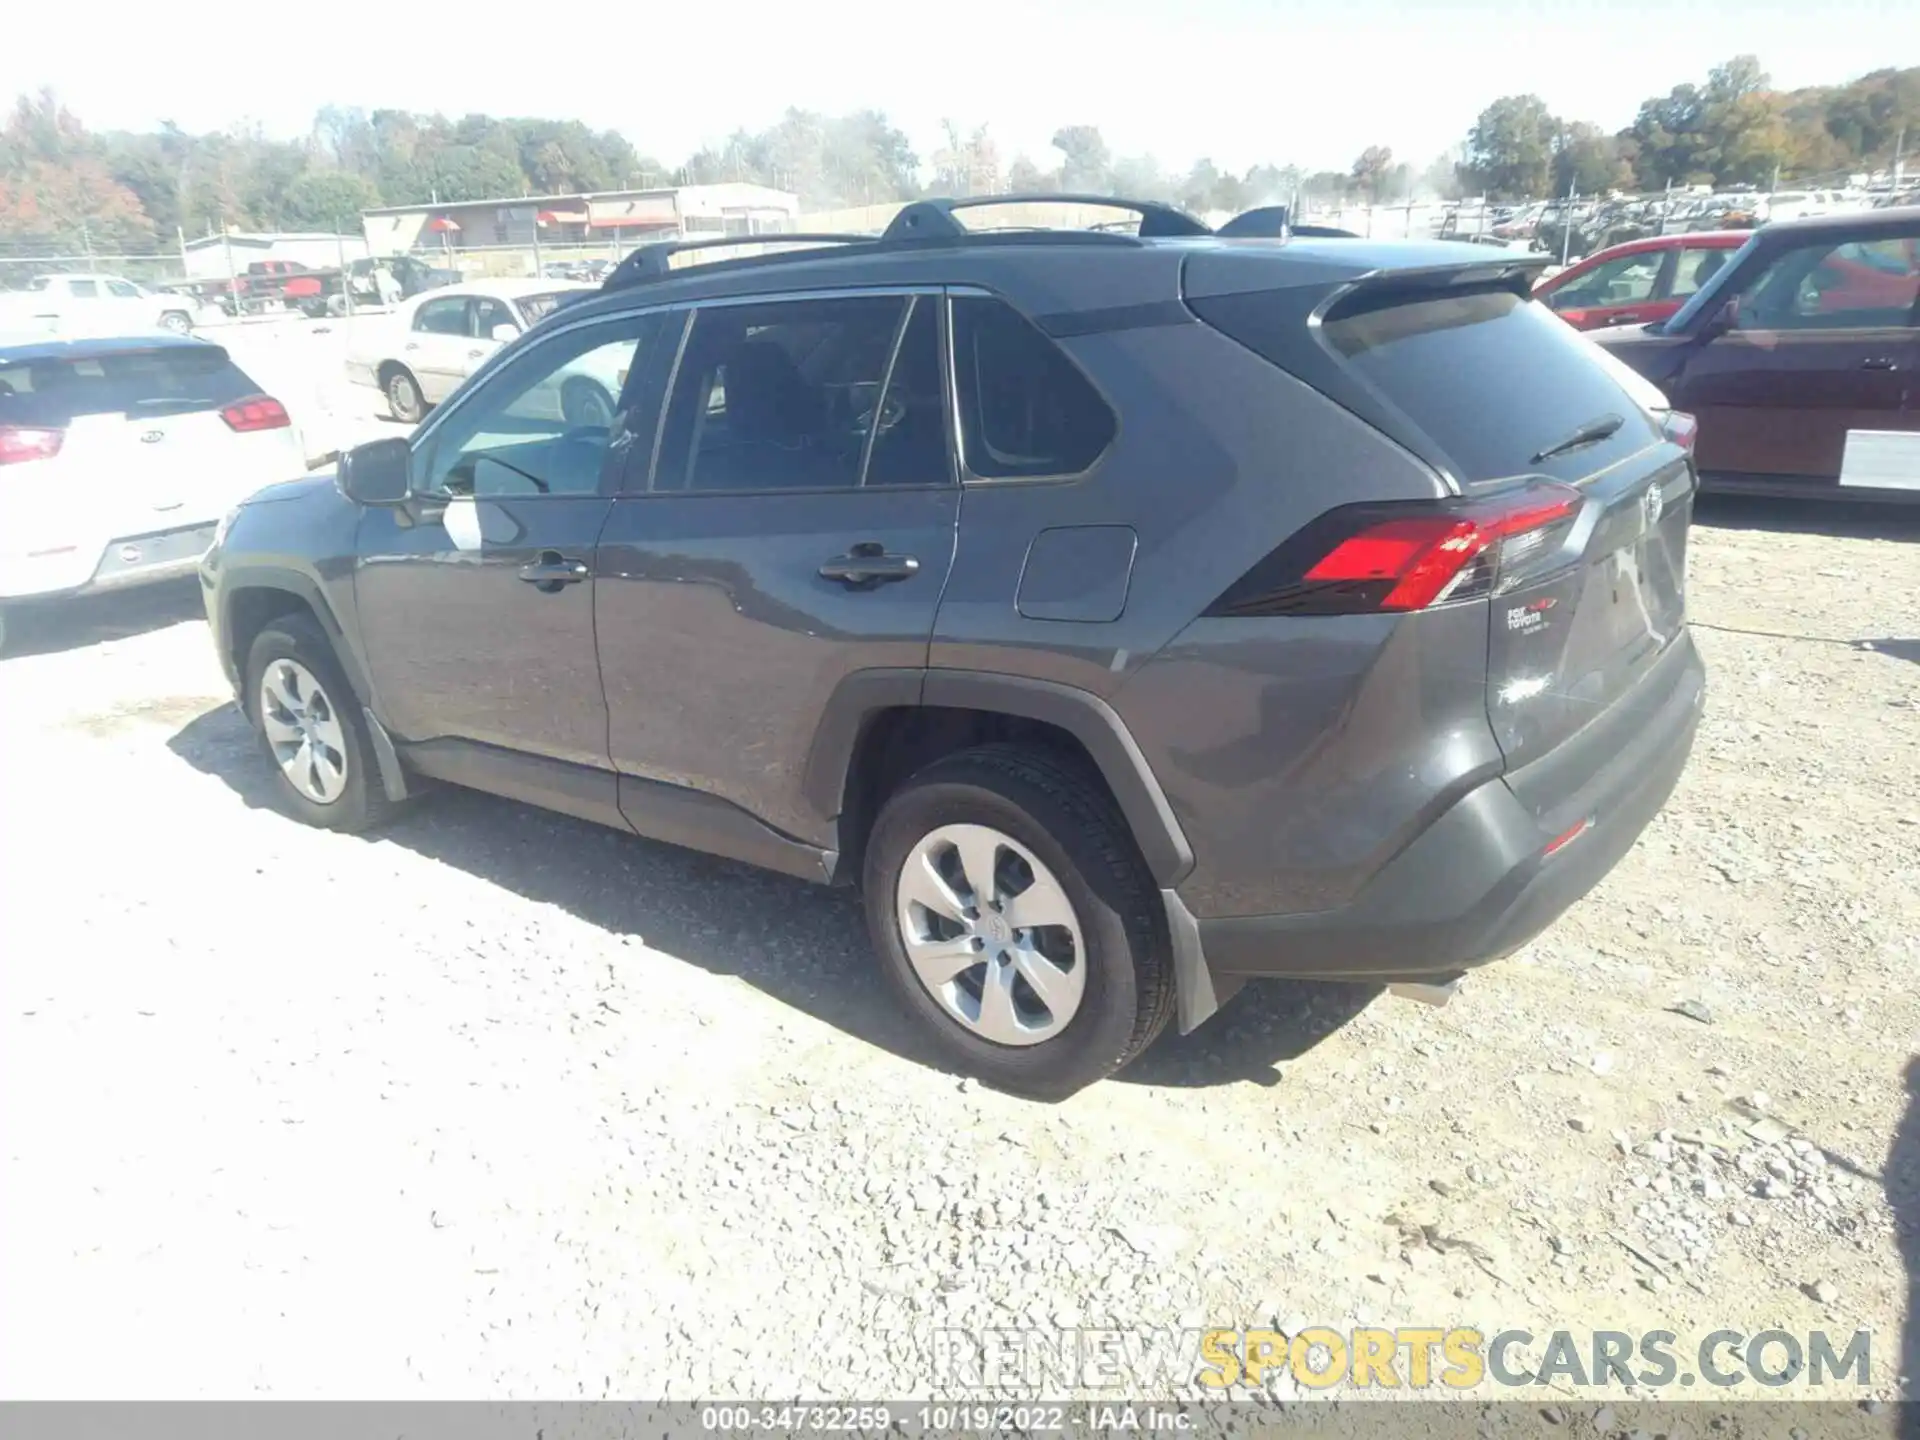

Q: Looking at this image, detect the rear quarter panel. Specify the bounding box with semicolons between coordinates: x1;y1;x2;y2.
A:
930;316;1451;699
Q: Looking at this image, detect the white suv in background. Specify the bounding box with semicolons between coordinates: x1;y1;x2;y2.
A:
0;274;209;337
0;333;306;651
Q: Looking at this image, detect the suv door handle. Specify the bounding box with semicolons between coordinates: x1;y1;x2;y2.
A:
518;551;590;592
1861;356;1899;371
819;541;920;587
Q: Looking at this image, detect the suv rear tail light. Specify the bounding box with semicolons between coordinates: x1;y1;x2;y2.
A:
221;395;291;432
1206;482;1584;618
0;425;64;466
1660;410;1698;455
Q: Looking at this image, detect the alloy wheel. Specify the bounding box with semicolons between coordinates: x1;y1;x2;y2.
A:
894;823;1086;1046
258;658;349;804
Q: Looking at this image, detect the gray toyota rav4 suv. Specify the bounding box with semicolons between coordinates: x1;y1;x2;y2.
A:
201;197;1705;1097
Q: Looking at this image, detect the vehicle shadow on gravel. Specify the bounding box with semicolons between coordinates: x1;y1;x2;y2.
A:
1;577;204;659
167;703;1367;1092
1692;494;1920;542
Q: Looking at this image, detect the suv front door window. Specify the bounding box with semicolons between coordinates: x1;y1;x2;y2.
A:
595;291;959;848
354;309;675;769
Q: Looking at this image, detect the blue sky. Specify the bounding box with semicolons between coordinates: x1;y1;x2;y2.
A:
4;0;1914;174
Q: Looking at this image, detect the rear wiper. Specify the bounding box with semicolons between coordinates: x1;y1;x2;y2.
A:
1531;412;1623;465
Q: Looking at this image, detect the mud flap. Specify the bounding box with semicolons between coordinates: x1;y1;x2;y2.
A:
362;706;412;803
1162;888;1221;1034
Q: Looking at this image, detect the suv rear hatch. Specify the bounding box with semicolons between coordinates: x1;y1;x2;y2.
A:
1185;250;1695;792
0;342;297;513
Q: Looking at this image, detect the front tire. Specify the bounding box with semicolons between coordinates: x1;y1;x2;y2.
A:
862;745;1175;1099
159;310;192;335
385;366;425;423
244;613;398;834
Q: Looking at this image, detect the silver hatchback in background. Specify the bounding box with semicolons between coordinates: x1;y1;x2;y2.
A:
0;333;307;651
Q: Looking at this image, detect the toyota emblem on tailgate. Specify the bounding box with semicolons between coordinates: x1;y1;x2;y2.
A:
139;430;165;444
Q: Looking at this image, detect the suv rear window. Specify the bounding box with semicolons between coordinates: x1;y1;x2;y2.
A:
0;346;259;427
951;296;1115;478
1195;285;1659;485
1319;288;1657;483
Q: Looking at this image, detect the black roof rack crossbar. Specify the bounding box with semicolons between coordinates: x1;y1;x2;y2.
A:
604;232;875;289
882;194;1212;241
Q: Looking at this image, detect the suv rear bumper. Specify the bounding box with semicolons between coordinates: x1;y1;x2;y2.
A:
1193;631;1704;985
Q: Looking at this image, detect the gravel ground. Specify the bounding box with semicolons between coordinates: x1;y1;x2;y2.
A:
0;492;1915;1407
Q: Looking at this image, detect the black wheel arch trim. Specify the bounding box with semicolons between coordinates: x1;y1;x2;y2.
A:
219;563;374;712
804;667;1195;888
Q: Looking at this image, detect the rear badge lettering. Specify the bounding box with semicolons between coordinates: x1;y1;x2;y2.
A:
1506;599;1554;634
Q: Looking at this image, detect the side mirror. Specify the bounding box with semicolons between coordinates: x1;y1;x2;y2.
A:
490;322;520;343
337;436;412;506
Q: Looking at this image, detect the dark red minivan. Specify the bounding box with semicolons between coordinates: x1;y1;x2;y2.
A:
1594;208;1920;501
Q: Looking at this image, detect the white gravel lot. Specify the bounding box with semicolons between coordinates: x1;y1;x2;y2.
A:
0;373;1915;1405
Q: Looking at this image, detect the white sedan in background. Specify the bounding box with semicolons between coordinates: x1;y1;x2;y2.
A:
345;280;621;425
0;332;306;651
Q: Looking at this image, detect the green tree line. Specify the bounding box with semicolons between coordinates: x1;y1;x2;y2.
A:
1460;58;1917;200
1;56;1913;256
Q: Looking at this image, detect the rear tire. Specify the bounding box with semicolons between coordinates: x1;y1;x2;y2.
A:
244;613;399;834
385;366;425;423
862;744;1174;1099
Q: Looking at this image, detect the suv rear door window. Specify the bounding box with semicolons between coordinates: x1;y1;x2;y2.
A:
653;294;925;493
0;346;259;427
950;296;1115;478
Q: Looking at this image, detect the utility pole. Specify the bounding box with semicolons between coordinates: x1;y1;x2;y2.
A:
1560;175;1577;265
336;222;353;317
222;222;238;315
